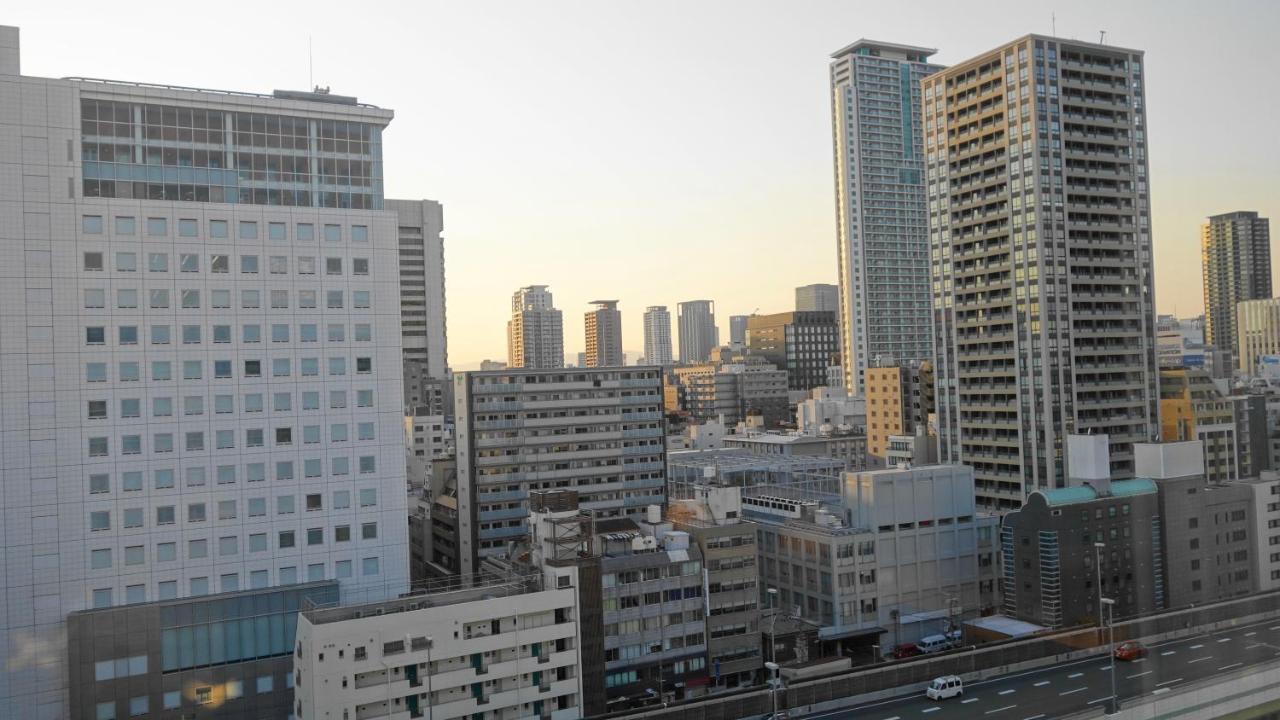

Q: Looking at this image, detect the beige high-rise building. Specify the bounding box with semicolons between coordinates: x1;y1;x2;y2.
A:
865;360;934;462
1201;211;1271;360
928;35;1159;511
584;299;624;367
1237;297;1280;374
507;285;564;368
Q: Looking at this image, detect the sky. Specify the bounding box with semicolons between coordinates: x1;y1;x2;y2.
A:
9;0;1280;369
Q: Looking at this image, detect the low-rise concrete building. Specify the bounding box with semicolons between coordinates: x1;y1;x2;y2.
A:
670;349;790;427
795;387;866;435
745;464;997;654
295;569;586;720
724;431;868;470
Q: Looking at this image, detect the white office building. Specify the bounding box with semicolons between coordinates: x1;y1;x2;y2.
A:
643;305;673;366
0;26;409;717
508;285;564;369
830;41;942;394
388;199;449;415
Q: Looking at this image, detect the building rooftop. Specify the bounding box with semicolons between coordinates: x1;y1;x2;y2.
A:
301;572;540;625
1039;478;1158;506
830;39;938;60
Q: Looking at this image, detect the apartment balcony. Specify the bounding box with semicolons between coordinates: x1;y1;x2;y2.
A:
479;506;531;522
475;487;528;502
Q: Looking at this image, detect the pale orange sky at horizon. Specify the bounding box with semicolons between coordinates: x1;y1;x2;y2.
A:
9;0;1278;370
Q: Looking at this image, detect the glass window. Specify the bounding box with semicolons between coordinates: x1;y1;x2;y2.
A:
211;254;229;272
152;361;171;381
163;691;180;710
119;362;140;381
116;252;137;272
188;503;206;523
156;505;175;524
182;325;201;344
243;324;261;343
307;528;323;546
353;290;370;308
269;255;288;274
183;360;202;380
303;392;320;410
157;542;176;561
120;434;141;455
120;399;140;418
83;251;104;271
246;428;264;447
328;324;345;342
213;324;231;343
178;218;198;237
84;289;105;308
154;470;174;490
359;488;377;507
241;290;260;308
336;559;352;578
331;424;348;442
124;545;144;566
362;522;378;539
87;362;107;382
185;431;203;451
122;471;142;491
115;216;136;235
323;224;341;242
129;696;148;716
247;462;266;482
271;290;289;308
151;325;170;344
362;556;380;576
179;253;199;272
326;257;342;275
83;215;103;234
328;357;346;376
244;360;262;377
353;257;369;275
210;220;228;239
356;357;372;373
240;255;259;273
95;701;114;720
278;496;295;515
215;394;234;413
244;394;264;413
303;425;321;444
272;324;289;343
88;473;109;494
149;289;169;308
117;289;138;308
329;390;347;408
86;326;105;345
147;217;167;236
219;536;238;556
355;323;372;341
296;223;314;241
333;490;350;509
359;455;376;474
239;221;258;240
268;222;286;241
118;326;138;345
298;256;316;274
249;533;268;552
148;253;168;272
88;437;109;458
299;290;317;308
211;290;230;308
216;429;235;449
351;225;368;242
190;577;208;596
357;390;374;407
91;548;112;569
89;511;110;531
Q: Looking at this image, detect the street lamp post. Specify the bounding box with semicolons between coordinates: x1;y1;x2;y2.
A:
766;587;779;666
1094;542;1106;642
765;661;780;720
1102;597;1118;715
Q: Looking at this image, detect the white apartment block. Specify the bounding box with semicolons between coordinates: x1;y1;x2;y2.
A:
453;366;666;575
295;568;584;720
642;305;673;366
508;285;564;369
0;26;408;716
830;41;942;394
584;300;623;368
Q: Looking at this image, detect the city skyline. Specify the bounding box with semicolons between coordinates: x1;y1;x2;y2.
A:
8;2;1277;369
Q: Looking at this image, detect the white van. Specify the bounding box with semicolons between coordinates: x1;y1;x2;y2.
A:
926;675;964;700
918;634;950;654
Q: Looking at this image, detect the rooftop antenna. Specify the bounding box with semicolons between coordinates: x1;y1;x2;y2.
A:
1098;30;1107;45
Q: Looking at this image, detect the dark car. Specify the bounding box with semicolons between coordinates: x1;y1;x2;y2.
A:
1114;640;1147;661
893;643;923;659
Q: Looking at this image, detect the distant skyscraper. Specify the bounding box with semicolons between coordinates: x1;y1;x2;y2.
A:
729;314;749;345
678;300;718;364
746;311;840;391
507;285;564;368
1202;211;1271;359
584;300;624;367
796;283;839;312
831;40;942;394
928;35;1158;510
643;306;674;365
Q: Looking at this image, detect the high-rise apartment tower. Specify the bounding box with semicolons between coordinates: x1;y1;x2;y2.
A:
643;305;673;366
928;35;1159;510
1201;211;1271;360
584;299;624;367
831;40;943;394
507;285;564;369
678;299;718;364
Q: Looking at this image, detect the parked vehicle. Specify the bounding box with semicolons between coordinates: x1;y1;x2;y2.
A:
892;643;923;659
918;634;951;654
1114;640;1147;661
926;675;964;700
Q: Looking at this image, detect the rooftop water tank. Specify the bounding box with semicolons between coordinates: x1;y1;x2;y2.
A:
664;531;690;551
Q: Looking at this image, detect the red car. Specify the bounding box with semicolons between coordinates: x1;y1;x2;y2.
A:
1114;641;1147;661
893;643;923;659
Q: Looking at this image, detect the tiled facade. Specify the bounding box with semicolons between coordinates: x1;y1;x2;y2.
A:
0;26;408;716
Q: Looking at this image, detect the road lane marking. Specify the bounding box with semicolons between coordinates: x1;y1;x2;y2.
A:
1127;670;1152;679
883;716;900;720
922;709;940;715
1033;681;1050;687
1153;688;1170;695
1217;637;1232;643
1068;672;1084;679
962;698;979;704
999;689;1016;695
1270;625;1280;631
1157;678;1183;687
1088;697;1111;705
1187;656;1213;664
1246;631;1257;637
1248;643;1265;649
985;705;1017;715
1060;687;1088;696
1219;662;1243;671
1161;650;1176;656
1023;716;1045;720
1190;644;1204;649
